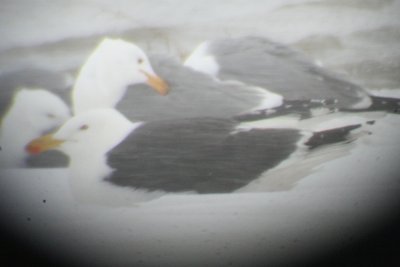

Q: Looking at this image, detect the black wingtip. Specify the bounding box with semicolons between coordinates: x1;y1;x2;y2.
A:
368;95;400;114
305;124;362;150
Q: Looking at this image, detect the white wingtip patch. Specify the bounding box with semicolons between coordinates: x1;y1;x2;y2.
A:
232;115;302;134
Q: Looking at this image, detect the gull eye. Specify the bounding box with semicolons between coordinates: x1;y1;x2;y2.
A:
138;58;144;64
46;113;56;119
79;124;89;131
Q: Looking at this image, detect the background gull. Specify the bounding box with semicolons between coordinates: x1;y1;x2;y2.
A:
0;89;70;168
0;68;71;167
184;36;400;120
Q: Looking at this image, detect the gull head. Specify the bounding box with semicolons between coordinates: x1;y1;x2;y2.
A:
72;38;169;114
2;88;70;136
26;108;137;158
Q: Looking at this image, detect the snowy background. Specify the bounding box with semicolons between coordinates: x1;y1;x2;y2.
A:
0;0;400;266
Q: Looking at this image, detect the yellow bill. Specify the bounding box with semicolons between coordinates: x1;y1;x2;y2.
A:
142;71;169;96
26;134;64;155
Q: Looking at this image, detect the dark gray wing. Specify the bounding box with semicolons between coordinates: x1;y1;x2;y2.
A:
209;36;369;109
116;55;268;121
106;118;301;193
